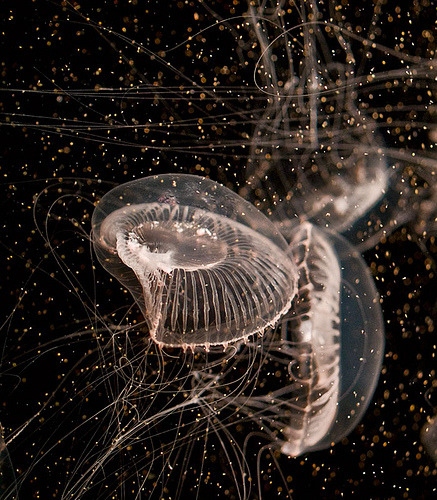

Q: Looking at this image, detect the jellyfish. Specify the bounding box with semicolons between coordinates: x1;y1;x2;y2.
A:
240;1;387;235
92;174;296;349
1;0;436;498
92;173;384;461
239;0;437;250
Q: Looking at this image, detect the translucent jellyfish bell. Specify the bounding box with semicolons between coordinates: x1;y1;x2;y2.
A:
241;3;393;248
421;416;437;463
283;225;385;455
92;174;297;348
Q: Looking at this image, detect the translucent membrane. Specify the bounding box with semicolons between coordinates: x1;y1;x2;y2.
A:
277;222;343;456
276;224;384;455
194;222;385;457
421;417;437;463
241;4;393;248
92;174;297;348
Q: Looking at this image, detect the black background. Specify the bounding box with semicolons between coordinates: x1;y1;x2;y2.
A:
1;1;436;499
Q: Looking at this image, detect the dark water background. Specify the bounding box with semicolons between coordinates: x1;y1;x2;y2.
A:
1;1;436;498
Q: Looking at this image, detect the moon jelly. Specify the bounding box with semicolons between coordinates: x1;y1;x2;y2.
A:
272;222;384;455
92;174;384;457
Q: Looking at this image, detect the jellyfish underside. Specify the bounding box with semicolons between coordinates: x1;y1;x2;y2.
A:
92;174;384;457
100;202;295;348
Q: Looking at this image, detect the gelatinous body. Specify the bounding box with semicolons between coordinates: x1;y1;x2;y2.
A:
241;4;389;239
200;221;384;457
240;2;436;249
421;417;437;464
92;174;296;348
92;174;384;457
3;0;435;497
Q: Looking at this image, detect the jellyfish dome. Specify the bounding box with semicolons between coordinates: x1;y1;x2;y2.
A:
421;416;437;463
283;225;385;455
92;174;297;348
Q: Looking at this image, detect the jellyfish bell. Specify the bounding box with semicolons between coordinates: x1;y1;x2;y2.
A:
300;226;385;454
271;149;391;240
92;173;297;349
240;2;436;250
240;4;390;237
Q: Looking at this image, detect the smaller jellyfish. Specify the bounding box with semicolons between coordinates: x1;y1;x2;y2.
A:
92;174;384;460
199;220;384;457
421;417;437;464
241;2;390;240
240;1;436;249
274;222;385;455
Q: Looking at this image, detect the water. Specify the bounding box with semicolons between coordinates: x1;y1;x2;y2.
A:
1;0;436;498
